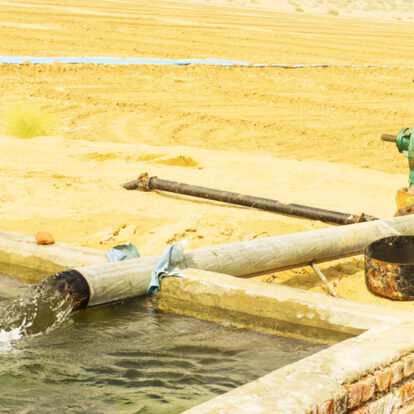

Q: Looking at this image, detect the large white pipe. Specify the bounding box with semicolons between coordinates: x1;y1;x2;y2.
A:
61;215;414;307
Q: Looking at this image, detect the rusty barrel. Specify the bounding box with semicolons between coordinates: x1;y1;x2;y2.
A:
365;236;414;300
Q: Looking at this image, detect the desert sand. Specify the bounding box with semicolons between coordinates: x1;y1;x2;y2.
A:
1;0;414;311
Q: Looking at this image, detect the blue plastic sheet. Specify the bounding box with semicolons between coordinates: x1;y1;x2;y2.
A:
105;242;140;262
0;57;409;69
0;56;249;66
147;241;186;296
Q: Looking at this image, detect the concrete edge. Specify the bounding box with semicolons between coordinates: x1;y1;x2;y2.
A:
0;229;105;282
157;269;413;340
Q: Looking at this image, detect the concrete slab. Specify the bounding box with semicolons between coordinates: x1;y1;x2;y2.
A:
157;269;412;342
0;229;105;282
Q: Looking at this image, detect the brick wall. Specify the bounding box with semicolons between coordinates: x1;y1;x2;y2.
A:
315;353;414;414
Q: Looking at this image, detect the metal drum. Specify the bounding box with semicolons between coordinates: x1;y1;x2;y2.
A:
365;236;414;300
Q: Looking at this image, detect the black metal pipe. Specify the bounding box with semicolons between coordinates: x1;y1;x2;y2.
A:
122;173;378;225
381;133;397;143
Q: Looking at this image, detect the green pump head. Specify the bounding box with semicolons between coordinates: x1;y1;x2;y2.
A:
395;127;414;188
382;127;414;189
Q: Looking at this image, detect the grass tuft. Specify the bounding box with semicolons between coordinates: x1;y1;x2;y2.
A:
4;104;54;138
327;8;339;15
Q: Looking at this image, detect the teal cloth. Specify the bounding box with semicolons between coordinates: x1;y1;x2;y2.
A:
147;241;186;296
105;242;140;262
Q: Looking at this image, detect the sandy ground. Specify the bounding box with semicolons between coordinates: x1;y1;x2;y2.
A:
1;0;414;311
178;0;414;22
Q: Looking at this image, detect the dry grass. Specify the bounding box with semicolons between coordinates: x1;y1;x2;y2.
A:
327;7;339;15
3;104;54;138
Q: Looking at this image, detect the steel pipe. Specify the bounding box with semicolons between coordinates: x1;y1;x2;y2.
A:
123;173;377;225
381;133;397;143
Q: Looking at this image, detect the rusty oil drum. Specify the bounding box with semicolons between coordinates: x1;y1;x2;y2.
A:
365;236;414;300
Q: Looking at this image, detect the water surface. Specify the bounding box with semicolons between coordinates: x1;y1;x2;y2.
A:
0;277;326;413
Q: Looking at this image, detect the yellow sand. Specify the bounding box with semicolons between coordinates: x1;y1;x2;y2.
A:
1;0;414;311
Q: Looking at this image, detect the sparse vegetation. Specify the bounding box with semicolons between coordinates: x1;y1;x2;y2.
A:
4;104;54;138
288;0;304;12
327;8;339;15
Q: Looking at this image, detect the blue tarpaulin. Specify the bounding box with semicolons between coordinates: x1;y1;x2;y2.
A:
0;56;249;66
0;57;409;68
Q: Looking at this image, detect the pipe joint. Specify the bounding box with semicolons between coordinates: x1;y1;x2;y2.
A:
137;172;154;192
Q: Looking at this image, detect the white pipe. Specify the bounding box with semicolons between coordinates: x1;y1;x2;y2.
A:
76;215;413;307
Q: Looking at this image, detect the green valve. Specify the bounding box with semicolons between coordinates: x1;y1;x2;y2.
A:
396;127;414;188
382;127;414;189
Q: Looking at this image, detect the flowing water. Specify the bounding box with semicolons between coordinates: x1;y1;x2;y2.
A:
0;276;327;413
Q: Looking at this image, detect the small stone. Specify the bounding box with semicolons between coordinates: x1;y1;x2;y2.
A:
35;231;55;245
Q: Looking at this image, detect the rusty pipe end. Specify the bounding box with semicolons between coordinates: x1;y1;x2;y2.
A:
122;173;156;191
381;133;397;143
122;180;138;190
353;213;379;223
365;236;414;301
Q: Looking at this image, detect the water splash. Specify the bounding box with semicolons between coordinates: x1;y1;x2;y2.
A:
0;327;22;351
0;278;74;350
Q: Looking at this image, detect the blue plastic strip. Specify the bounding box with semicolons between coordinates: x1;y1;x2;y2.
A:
0;56;249;66
0;57;411;68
